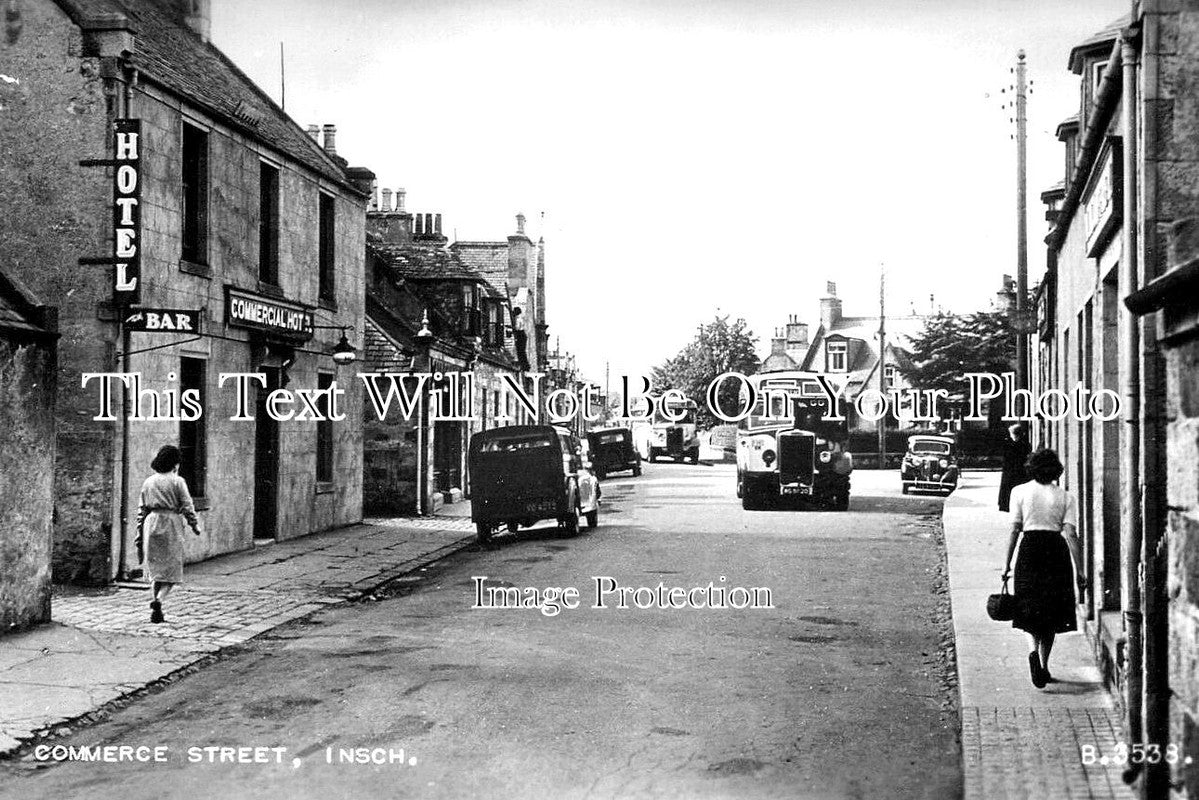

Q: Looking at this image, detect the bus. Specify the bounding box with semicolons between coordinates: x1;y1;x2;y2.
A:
734;371;853;510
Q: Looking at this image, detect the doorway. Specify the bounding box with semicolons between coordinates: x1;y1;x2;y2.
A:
254;367;280;541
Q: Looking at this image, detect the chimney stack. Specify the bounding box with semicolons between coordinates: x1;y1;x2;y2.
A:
771;328;787;356
167;0;210;42
381;188;392;213
785;316;809;347
820;283;842;331
321;124;337;156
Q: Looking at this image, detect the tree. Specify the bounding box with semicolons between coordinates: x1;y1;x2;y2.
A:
901;308;1016;400
651;315;761;428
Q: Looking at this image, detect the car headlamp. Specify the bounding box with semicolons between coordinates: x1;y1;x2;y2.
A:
819;450;832;464
762;449;776;466
939;458;949;468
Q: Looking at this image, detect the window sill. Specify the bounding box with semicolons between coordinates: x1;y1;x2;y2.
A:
318;296;337;312
179;259;211;278
315;481;336;495
256;281;284;299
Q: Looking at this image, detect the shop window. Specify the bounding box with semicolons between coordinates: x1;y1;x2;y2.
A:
179;357;207;497
826;340;847;372
316;373;333;483
319;193;335;301
259;162;279;285
181;123;208;265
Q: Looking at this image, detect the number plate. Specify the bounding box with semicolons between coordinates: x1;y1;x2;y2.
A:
780;485;812;496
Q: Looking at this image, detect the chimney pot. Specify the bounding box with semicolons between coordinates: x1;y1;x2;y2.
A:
516;213;526;235
381;188;392;213
396;188;406;213
321;124;337;156
435;213;443;236
306;124;320;141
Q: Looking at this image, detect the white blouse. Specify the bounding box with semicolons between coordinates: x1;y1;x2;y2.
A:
1010;481;1078;532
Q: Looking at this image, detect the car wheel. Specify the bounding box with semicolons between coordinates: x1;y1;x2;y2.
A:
585;509;598;529
835;492;850;511
689;448;699;464
901;484;909;495
476;522;492;543
632;464;642;477
648;448;657;463
736;472;744;499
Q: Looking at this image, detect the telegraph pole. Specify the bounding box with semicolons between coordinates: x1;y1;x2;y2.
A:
878;265;886;466
1015;49;1029;389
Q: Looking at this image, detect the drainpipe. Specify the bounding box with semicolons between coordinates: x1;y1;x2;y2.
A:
1117;30;1144;782
1129;12;1169;797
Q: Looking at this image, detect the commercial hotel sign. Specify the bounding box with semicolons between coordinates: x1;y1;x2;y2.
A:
225;286;314;341
1083;139;1122;258
112;119;141;304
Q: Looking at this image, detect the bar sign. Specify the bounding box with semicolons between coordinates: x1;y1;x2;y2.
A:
113;119;141;304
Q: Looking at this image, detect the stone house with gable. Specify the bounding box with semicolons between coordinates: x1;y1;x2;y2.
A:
0;0;370;583
362;192;529;515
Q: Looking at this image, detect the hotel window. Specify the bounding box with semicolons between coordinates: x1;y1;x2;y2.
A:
259;162;279;285
826;340;847;372
316;373;334;483
319;193;335;302
884;364;897;390
179;357;207;497
181;123;208;264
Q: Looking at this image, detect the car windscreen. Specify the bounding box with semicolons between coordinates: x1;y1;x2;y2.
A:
909;439;951;454
476;433;556;453
596;432;626;444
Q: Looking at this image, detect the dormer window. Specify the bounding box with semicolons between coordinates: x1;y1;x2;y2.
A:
826;340;847;373
1092;60;1108;100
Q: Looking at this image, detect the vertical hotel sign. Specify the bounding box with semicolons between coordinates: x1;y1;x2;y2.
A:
113;119;141;304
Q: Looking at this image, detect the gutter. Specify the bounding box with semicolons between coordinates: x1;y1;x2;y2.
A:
1045;37;1124;253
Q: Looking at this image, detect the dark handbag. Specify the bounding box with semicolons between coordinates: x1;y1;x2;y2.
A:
987;577;1016;621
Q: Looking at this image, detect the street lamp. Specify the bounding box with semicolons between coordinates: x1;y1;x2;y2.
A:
411;309;433;515
313;324;357;365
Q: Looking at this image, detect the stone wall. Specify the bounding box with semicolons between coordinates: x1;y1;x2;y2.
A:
0;336;56;632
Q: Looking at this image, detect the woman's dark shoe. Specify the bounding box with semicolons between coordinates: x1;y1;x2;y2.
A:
1029;652;1047;688
150;600;164;624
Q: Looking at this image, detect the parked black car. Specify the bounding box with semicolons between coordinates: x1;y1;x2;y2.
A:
900;434;959;495
469;425;600;543
586;427;642;479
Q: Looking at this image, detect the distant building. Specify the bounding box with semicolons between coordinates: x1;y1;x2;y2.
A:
763;283;927;433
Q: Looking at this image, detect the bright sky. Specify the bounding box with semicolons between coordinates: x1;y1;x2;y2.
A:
213;0;1127;384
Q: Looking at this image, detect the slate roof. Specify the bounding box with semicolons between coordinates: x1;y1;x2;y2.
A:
452;242;510;296
370;240;485;282
57;0;359;193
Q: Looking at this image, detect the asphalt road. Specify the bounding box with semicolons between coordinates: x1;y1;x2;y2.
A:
1;464;962;800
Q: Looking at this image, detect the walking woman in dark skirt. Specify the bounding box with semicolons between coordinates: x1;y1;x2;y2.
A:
1000;448;1086;688
137;445;202;623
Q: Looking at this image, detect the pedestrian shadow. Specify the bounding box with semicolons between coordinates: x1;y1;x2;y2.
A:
1043;679;1103;695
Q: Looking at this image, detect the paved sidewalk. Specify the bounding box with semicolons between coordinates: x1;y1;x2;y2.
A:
0;513;476;757
945;472;1135;800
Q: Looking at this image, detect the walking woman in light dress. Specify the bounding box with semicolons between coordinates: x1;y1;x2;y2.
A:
137;445;201;623
1000;448;1087;688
